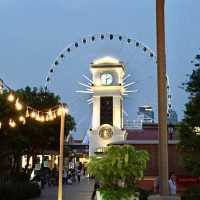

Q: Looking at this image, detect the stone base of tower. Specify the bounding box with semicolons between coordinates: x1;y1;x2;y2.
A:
89;127;127;156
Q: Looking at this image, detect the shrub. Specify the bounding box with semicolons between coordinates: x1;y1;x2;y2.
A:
87;145;149;200
0;182;41;200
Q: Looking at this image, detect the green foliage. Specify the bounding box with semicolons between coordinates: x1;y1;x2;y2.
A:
87;145;149;199
0;182;41;200
178;58;200;176
99;187;139;200
182;186;200;200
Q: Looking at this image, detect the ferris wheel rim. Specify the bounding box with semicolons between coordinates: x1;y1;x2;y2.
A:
44;32;157;89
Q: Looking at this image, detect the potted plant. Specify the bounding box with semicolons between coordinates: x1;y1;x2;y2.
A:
87;145;149;200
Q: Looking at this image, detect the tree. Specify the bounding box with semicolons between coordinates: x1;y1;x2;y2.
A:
178;54;200;176
0;87;76;176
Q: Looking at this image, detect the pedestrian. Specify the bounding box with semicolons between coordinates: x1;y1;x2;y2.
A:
91;177;100;200
77;169;81;183
83;164;87;176
63;168;68;185
168;172;176;195
154;176;160;193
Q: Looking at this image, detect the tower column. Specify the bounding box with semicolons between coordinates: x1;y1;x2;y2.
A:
92;96;100;129
113;96;122;129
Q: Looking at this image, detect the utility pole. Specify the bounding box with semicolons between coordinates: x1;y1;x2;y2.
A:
156;0;169;195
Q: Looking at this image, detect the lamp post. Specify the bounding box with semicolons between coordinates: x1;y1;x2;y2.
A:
58;104;68;200
156;0;169;195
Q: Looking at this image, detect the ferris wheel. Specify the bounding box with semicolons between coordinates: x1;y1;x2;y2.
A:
43;33;173;136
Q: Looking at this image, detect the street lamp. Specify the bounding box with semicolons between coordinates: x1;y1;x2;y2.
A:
58;104;68;200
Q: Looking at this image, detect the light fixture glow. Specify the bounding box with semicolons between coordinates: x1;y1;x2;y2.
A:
15;98;23;110
9;119;16;128
30;111;36;118
19;116;26;124
93;56;120;65
7;93;15;102
26;109;30;117
19;116;25;122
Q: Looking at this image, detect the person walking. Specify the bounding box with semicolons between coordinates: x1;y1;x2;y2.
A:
77;168;81;183
63;168;68;185
168;172;176;195
91;177;100;200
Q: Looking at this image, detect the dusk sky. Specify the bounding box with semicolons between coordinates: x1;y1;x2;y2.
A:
0;0;199;139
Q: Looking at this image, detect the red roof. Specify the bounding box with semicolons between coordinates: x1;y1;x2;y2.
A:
126;128;158;140
126;124;175;140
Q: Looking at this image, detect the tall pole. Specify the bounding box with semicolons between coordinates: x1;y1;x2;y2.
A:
58;106;65;200
156;0;169;195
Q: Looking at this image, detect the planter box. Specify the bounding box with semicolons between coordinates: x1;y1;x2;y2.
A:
96;191;139;200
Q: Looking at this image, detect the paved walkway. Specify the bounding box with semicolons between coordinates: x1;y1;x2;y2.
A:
34;177;94;200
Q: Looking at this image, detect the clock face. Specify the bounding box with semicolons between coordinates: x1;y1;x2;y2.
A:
99;124;113;139
101;72;113;85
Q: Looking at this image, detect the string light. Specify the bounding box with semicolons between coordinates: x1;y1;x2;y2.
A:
19;116;26;124
7;93;15;102
30;111;36;118
15;98;23;111
9;119;16;128
26;109;30;117
40;115;45;122
57;107;63;116
25;105;68;123
0;79;69;128
48;109;52;116
45;115;49;121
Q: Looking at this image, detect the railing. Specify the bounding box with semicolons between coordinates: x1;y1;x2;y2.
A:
123;121;143;130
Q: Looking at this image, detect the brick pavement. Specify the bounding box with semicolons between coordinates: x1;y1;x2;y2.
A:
33;177;94;200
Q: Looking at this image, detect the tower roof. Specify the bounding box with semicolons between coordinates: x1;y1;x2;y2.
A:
91;56;125;70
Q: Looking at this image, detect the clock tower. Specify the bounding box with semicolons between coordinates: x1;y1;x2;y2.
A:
89;56;127;155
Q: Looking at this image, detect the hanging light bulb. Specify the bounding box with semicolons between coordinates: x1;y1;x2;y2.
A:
49;115;54;120
57;107;63;116
9;119;16;128
26;109;30;118
7;93;15;102
15;98;23;110
0;121;2;129
19;116;25;122
19;116;26;124
45;115;49;121
40;115;45;122
53;112;56;119
36;112;40;121
30;111;36;118
48;110;52;116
